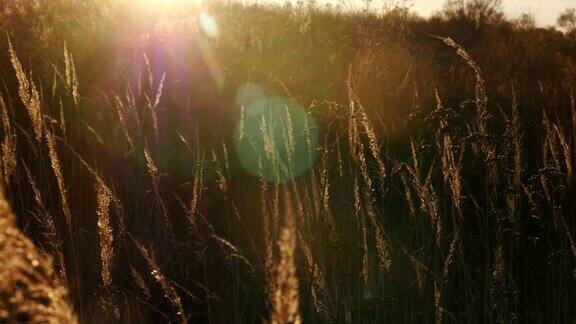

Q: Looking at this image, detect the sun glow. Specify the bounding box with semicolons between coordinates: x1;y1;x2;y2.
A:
137;0;203;11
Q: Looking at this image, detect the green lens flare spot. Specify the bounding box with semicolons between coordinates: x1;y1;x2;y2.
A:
234;97;318;183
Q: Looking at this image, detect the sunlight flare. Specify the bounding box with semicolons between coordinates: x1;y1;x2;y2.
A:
137;0;203;11
199;11;219;39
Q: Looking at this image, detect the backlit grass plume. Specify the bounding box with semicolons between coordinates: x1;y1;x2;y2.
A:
270;188;301;324
0;189;76;323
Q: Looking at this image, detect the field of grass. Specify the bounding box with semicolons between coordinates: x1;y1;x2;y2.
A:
0;0;575;322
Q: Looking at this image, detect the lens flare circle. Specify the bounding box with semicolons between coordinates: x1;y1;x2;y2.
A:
199;11;219;39
234;96;318;183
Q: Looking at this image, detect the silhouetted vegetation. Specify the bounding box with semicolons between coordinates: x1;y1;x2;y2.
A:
0;0;575;322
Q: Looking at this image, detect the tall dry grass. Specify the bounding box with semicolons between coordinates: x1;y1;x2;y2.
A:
0;1;574;323
270;188;301;324
0;189;76;323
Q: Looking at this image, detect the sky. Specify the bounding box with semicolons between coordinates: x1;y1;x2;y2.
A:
253;0;574;27
410;0;574;27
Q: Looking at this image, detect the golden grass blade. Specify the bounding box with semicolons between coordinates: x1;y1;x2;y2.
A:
22;161;67;282
45;128;72;234
0;190;76;323
133;240;186;323
8;39;43;144
0;96;16;187
95;178;113;288
270;187;301;324
63;44;79;105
